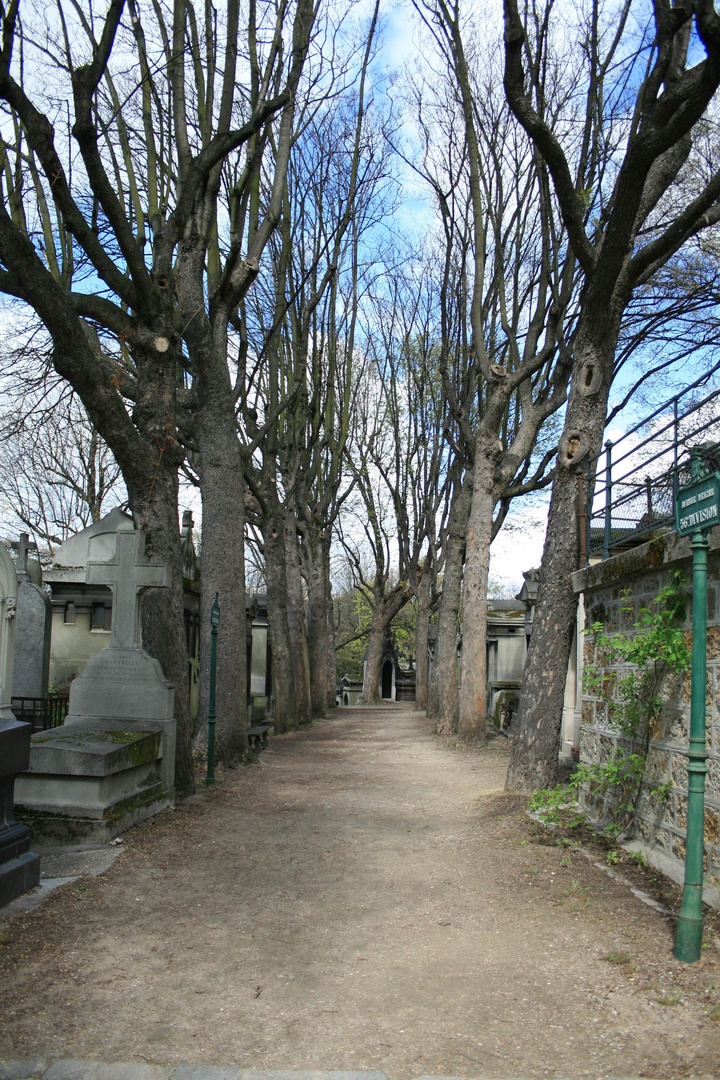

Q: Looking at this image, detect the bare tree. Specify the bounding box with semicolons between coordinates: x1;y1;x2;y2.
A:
0;0;318;787
408;2;581;741
239;9;388;730
0;385;125;554
503;0;720;789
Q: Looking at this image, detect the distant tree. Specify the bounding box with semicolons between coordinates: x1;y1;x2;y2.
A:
333;583;373;680
408;2;580;741
0;392;125;556
240;8;385;730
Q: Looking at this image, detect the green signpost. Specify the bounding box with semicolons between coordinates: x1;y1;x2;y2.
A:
673;450;720;962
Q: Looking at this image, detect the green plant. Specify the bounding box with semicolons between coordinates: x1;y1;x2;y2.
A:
606;850;619;865
529;781;584;827
552;878;591;909
627;849;650;868
579;575;689;835
605;950;632;965
658;990;682;1007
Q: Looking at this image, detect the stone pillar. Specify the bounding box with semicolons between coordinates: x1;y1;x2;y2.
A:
0;543;40;907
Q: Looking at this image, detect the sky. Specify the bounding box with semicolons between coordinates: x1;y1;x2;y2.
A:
2;0;719;598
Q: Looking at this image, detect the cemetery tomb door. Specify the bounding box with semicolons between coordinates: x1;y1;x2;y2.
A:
184;609;200;721
381;660;393;700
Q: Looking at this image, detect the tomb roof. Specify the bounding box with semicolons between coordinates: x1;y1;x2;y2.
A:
49;508;133;572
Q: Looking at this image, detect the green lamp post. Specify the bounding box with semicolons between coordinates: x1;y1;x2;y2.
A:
206;593;220;787
673;448;720;962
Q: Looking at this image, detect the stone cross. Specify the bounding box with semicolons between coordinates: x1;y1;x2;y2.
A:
86;529;170;649
11;534;37;582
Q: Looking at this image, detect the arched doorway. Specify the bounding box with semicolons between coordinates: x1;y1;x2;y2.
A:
381;659;393;699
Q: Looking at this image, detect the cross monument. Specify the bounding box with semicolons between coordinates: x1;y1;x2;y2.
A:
11;534;37;581
86;529;170;649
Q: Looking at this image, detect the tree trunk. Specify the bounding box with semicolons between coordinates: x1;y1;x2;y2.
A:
362;610;385;704
135;460;195;798
458;448;497;742
427;642;439;719
196;408;249;764
436;477;471;735
414;560;434;712
284;511;312;725
506;322;616;790
306;530;335;716
361;587;411;704
263;505;298;733
326;578;337;710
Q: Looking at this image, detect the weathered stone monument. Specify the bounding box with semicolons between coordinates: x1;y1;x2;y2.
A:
11;533;52;701
15;524;177;844
0;542;41;906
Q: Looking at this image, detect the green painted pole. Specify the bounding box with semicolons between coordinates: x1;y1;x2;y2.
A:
206;593;220;787
674;529;709;962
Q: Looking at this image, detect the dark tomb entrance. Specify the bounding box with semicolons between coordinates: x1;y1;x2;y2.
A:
381;659;393;699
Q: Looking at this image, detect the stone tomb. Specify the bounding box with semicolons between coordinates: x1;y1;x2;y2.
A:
15;527;177;845
11;533;52;701
0;542;41;906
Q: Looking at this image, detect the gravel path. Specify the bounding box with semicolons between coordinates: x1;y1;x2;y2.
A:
1;705;719;1078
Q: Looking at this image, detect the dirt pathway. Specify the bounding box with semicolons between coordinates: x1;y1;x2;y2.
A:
1;706;719;1078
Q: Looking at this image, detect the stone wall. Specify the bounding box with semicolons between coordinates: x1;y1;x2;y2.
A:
571;528;720;903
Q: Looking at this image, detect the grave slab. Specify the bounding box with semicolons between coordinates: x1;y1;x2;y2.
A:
12;580;52;700
15;719;174;844
16;527;176;845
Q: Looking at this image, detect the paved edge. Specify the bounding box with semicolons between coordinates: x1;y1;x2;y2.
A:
0;1064;710;1080
0;1065;389;1080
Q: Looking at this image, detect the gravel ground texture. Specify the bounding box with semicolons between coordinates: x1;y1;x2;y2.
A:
1;704;719;1079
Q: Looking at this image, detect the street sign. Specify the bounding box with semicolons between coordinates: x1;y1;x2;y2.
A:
674;449;716;962
675;472;720;536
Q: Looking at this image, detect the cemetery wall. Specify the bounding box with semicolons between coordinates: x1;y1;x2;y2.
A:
572;527;720;903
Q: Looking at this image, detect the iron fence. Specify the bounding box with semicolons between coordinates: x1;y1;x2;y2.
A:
587;363;720;561
12;694;69;732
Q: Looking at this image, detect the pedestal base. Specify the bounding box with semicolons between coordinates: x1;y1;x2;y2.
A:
15;718;176;845
1;718;41;908
0;849;41;907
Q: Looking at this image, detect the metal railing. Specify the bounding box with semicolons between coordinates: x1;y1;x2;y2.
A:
587;363;720;561
11;694;69;732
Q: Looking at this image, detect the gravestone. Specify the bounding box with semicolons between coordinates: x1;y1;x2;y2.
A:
11;533;52;700
15;526;177;844
66;527;174;723
0;543;41;906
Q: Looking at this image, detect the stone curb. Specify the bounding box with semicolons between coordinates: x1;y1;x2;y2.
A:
0;1066;705;1080
0;1066;389;1080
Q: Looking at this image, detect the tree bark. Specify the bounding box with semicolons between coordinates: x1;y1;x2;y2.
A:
305;529;335;716
506;319;616;789
427;643;440;720
136;458;195;798
458;448;499;742
195;410;249;764
284;511;312;725
414;558;435;712
263;504;298;733
436;477;471;735
361;587;411;704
